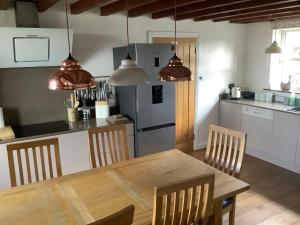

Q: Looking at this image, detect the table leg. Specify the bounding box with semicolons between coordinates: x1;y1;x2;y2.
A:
229;197;236;225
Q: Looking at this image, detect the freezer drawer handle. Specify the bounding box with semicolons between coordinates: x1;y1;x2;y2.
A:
138;123;176;132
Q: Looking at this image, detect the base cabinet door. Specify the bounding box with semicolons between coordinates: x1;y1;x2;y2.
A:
219;101;241;131
270;112;299;164
241;106;273;154
295;124;300;168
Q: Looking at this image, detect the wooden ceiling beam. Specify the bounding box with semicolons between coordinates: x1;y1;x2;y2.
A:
194;1;300;21
213;6;300;22
128;0;206;18
0;0;10;10
71;0;117;14
230;12;300;23
38;0;60;12
152;0;250;19
174;0;297;21
100;0;158;16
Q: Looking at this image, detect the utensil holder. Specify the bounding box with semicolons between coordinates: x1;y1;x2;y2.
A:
67;108;77;122
95;101;109;119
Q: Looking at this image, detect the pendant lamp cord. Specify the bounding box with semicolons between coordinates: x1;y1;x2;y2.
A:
174;0;177;53
126;0;132;59
64;0;72;57
274;20;277;42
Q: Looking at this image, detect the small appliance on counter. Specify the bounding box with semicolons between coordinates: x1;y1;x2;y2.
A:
241;91;255;100
228;83;242;100
231;86;241;99
0;107;15;141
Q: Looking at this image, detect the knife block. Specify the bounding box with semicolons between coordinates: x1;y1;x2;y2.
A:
95;101;109;119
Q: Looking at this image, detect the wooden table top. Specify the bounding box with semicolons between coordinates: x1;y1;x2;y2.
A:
0;149;249;225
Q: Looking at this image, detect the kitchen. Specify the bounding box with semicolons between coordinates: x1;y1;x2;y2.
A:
0;0;299;225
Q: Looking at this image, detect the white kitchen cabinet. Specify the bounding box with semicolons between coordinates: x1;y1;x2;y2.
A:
219;101;241;131
270;112;299;164
241;105;273;155
295;127;300;168
219;100;300;173
0;123;134;189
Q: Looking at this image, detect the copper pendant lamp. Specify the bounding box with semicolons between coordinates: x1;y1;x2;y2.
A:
109;0;150;86
48;0;96;91
159;0;192;82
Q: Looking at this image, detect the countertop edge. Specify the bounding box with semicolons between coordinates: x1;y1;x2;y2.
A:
221;99;298;115
0;119;133;145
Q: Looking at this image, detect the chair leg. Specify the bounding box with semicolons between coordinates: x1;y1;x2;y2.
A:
228;198;236;225
214;200;223;225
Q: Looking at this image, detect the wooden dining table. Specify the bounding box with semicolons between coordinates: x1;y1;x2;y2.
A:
0;149;249;225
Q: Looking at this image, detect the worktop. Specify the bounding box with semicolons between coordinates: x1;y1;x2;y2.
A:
221;99;292;114
0;118;131;144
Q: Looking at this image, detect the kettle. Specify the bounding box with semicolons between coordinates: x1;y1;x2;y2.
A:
231;87;241;99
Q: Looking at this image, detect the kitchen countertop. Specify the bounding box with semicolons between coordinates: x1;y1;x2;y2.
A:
221;99;295;113
0;118;132;145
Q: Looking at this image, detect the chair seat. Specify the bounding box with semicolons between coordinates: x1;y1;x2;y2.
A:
223;197;234;208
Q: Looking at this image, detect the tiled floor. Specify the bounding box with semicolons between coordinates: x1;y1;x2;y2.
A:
189;150;300;225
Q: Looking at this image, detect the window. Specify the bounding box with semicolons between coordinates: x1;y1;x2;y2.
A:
269;29;300;91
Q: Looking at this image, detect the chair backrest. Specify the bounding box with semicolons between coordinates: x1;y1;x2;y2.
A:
88;124;129;168
7;138;62;187
152;174;215;225
205;124;247;178
87;205;135;225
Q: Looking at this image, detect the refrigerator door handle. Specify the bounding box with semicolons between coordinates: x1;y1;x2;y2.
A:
137;123;176;132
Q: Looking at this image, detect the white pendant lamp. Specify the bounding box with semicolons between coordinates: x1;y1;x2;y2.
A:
265;23;282;54
265;40;282;54
109;0;150;86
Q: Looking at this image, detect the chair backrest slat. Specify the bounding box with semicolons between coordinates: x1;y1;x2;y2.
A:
152;174;215;225
24;148;32;183
39;146;46;180
87;205;135;225
7;138;62;187
205;124;247;178
47;144;53;179
16;150;24;185
88;125;130;169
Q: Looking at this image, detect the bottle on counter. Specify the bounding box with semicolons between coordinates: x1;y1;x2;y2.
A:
288;92;296;106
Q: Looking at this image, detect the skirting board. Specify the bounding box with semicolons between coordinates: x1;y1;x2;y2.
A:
246;147;300;174
195;141;207;150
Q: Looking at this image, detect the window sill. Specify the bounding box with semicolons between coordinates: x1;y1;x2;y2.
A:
263;88;300;95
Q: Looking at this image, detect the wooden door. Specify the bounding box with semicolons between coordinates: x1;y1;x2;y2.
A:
153;37;196;152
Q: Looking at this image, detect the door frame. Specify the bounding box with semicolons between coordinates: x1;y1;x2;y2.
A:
148;31;200;150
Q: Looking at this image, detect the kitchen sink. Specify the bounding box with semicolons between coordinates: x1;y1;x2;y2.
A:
286;107;300;113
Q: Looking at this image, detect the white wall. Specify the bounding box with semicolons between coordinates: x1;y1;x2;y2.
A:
0;8;15;27
243;22;273;91
0;3;246;149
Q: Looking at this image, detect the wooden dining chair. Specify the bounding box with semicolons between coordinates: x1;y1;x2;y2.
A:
6;138;62;187
204;124;247;225
152;174;215;225
87;205;135;225
88;124;130;169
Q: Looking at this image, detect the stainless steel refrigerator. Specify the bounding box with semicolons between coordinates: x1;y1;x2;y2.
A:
113;44;176;157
